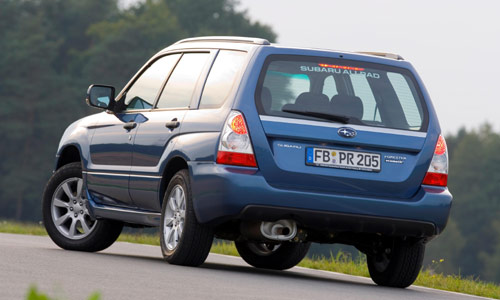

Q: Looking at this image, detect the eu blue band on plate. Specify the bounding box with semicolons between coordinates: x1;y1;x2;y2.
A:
306;148;313;163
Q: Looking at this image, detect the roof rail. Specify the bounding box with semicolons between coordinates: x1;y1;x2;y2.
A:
356;51;404;60
175;36;270;46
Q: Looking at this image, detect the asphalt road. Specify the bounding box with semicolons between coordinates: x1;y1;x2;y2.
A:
0;233;492;300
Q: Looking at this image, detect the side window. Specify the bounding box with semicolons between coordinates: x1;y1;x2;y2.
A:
124;54;180;110
199;50;246;109
156;53;210;109
387;73;422;128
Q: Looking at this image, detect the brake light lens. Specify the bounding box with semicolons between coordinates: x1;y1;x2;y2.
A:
422;135;448;186
318;63;365;71
216;111;257;167
434;135;446;155
230;114;248;135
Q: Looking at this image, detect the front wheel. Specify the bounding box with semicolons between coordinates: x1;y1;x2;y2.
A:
367;239;425;288
42;162;123;252
235;240;311;270
160;170;214;266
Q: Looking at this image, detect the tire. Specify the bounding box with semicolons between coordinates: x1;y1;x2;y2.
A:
367;239;425;288
235;240;311;270
42;162;123;252
160;169;214;266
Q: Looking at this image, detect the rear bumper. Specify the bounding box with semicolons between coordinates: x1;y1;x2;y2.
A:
239;205;436;238
189;162;452;238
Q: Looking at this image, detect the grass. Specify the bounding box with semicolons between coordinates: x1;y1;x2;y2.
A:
117;232;160;246
0;221;48;236
298;251;370;277
2;220;499;299
26;285;101;300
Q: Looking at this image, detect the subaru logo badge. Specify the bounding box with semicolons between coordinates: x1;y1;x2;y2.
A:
338;127;356;138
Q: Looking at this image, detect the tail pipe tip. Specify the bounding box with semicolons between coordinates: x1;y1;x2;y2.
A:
260;219;297;241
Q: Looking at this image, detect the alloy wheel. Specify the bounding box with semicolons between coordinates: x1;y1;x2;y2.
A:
163;185;186;251
51;177;97;240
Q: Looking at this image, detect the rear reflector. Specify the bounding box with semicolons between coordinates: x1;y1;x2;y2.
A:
216;151;257;167
422;172;448;186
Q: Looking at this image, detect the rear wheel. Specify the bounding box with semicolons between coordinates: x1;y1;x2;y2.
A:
235;240;311;270
42;162;123;252
367;239;425;288
160;170;214;266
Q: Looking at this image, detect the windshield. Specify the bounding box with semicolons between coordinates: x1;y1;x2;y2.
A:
255;55;428;131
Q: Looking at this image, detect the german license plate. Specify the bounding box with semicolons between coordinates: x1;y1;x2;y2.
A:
306;147;381;172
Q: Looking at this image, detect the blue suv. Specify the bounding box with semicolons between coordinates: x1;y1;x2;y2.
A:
43;36;452;288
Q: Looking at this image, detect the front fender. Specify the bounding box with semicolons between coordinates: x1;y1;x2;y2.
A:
55;113;102;171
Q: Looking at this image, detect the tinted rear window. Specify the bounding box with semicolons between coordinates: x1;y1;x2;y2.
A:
256;55;427;131
157;53;210;109
199;50;246;109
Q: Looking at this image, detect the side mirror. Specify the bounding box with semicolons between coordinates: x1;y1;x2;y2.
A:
86;84;115;110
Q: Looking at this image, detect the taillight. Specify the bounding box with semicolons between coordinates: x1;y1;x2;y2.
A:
216;111;257;167
422;135;448;186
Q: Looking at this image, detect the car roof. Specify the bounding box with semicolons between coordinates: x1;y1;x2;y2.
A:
159;36;407;65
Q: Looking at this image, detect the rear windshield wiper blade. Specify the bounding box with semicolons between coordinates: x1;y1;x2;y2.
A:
282;108;350;124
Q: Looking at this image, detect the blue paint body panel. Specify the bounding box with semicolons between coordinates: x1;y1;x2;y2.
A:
52;39;452;238
189;163;451;233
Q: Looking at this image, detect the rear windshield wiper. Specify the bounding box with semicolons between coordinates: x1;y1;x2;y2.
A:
282;108;351;124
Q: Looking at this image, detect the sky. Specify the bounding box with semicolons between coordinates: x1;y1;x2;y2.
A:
120;0;500;135
237;0;500;135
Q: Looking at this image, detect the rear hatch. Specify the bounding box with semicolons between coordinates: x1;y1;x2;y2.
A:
253;55;430;199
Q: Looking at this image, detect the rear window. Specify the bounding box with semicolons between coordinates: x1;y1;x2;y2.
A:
256;55;427;131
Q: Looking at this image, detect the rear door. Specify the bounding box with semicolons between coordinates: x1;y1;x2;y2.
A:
253;55;429;199
129;51;214;211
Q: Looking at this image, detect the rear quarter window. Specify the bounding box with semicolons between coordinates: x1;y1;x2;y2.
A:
199;50;246;109
256;55;428;131
156;52;210;109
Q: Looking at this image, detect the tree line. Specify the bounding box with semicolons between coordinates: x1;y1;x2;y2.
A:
1;0;498;284
0;0;275;220
425;125;500;283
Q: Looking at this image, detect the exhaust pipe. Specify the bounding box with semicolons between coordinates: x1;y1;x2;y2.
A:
261;219;297;241
241;219;297;242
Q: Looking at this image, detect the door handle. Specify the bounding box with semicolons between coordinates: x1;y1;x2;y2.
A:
165;118;180;130
123;121;137;130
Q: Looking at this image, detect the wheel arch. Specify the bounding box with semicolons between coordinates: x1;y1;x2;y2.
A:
56;144;82;170
159;156;189;206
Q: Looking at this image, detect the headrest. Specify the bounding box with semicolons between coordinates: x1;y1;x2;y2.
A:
295;92;329;110
330;95;364;120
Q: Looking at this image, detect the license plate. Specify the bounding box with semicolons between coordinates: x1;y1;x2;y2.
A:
306;147;381;172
